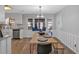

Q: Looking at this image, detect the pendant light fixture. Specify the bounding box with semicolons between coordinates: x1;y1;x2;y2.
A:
37;6;44;18
4;5;12;11
9;17;15;25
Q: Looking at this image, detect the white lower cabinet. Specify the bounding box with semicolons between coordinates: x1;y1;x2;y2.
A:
6;37;11;54
20;29;23;39
0;39;7;54
0;37;11;54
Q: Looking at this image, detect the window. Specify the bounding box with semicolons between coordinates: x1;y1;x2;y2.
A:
47;19;53;30
34;18;45;31
40;22;43;29
28;18;33;30
27;18;46;31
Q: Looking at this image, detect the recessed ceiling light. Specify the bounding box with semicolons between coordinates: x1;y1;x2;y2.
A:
4;5;12;11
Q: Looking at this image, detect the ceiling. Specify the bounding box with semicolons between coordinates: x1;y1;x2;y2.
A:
5;5;67;14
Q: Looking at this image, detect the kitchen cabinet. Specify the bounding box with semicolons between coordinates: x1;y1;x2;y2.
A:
0;38;6;53
0;36;11;54
5;13;22;24
6;36;11;53
26;31;33;37
0;6;5;24
20;29;23;39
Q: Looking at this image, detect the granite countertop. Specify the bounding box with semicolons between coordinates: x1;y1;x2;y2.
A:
0;35;11;41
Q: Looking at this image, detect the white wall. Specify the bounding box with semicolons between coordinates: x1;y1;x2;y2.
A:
55;6;79;53
0;5;5;24
56;6;79;35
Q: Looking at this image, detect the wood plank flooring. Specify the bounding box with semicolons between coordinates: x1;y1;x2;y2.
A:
11;38;74;54
12;38;31;54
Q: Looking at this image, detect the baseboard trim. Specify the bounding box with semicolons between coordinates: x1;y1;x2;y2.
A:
23;37;32;39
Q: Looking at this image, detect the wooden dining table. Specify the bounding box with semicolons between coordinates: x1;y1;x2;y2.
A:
30;33;60;54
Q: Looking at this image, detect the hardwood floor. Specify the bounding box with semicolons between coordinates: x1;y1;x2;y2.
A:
12;38;31;54
11;38;74;54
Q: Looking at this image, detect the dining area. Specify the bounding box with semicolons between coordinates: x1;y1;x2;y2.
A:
12;31;74;54
30;32;65;54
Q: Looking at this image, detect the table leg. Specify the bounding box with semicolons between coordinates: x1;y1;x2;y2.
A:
54;48;58;54
30;43;31;54
30;43;35;54
61;49;64;54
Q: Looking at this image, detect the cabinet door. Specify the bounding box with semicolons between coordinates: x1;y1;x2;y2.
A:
0;6;5;23
0;41;2;53
20;30;23;39
6;37;11;54
0;39;7;54
26;30;33;37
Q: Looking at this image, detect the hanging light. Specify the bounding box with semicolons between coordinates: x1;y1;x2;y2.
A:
37;6;44;18
9;17;15;26
4;5;12;11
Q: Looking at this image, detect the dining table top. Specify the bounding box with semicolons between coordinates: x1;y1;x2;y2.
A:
30;32;58;44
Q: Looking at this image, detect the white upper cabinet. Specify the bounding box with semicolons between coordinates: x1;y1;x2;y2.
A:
5;13;23;29
0;6;5;24
5;13;22;24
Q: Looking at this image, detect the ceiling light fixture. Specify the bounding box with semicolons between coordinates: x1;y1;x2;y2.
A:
37;6;44;18
4;5;12;11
